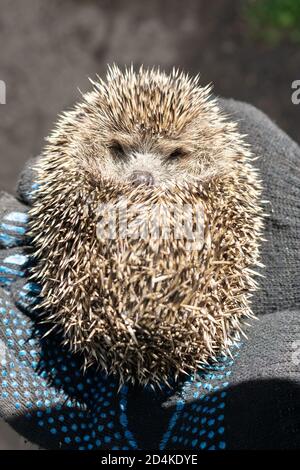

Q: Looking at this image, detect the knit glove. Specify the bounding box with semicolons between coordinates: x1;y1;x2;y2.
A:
0;100;299;450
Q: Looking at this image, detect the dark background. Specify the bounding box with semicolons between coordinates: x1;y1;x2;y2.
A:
0;0;299;193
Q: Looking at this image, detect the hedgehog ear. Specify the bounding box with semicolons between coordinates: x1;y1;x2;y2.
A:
16;156;41;206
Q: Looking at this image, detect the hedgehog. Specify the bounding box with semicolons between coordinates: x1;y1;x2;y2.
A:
28;66;263;387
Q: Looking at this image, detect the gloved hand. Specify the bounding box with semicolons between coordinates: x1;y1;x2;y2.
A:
0;100;299;450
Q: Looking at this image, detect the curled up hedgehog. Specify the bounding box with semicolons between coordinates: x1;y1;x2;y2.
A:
28;66;264;387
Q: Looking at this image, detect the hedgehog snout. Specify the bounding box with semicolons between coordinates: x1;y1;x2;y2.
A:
129;170;155;186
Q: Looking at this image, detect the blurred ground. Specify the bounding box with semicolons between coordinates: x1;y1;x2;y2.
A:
0;0;299;193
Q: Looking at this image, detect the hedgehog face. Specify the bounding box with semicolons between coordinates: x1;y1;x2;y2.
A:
51;66;243;190
97;135;198;186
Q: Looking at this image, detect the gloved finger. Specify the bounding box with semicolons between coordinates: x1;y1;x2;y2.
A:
0;248;30;292
0;192;29;249
16;156;40;206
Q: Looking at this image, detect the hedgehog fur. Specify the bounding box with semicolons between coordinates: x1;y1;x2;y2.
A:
28;66;263;387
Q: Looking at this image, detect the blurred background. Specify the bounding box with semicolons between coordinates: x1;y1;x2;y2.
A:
0;0;299;193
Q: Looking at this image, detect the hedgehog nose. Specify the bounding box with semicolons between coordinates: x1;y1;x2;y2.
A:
129;171;155;186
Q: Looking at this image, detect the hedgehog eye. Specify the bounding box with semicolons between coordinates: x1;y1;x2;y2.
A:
168;148;185;160
109;141;126;158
